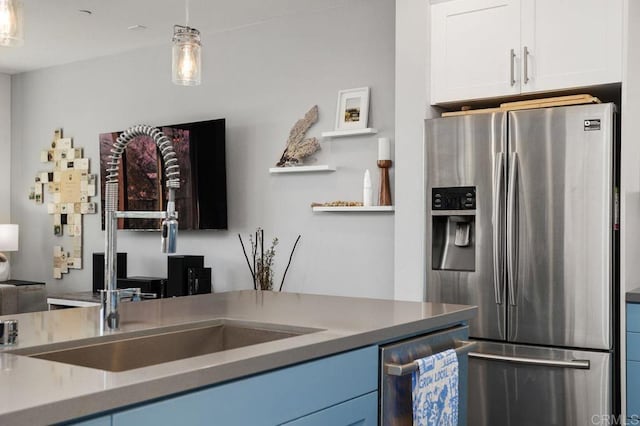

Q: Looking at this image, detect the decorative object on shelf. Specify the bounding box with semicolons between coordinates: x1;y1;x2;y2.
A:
363;169;372;207
29;129;97;279
238;228;301;292
311;201;364;207
0;224;18;281
276;105;320;167
334;87;370;131
0;0;23;47
172;0;201;86
377;137;392;206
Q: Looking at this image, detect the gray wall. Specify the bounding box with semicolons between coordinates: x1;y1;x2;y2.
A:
10;0;396;298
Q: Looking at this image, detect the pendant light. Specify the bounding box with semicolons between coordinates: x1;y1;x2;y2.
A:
172;0;201;86
0;0;23;47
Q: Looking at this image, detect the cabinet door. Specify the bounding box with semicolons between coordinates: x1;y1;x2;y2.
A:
628;361;640;418
431;0;521;104
520;0;622;93
282;392;377;426
111;346;378;426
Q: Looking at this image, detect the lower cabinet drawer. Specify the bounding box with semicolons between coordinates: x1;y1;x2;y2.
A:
282;392;378;426
628;360;640;417
628;332;640;361
628;304;640;333
112;346;378;426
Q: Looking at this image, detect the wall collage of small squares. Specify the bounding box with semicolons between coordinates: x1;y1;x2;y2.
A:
29;129;97;279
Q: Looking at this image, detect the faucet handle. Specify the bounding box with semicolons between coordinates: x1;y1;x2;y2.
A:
118;287;141;301
118;288;157;301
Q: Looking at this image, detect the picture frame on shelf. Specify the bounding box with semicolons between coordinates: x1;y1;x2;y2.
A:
334;87;370;131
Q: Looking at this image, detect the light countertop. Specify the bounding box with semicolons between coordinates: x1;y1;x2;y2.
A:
0;290;476;425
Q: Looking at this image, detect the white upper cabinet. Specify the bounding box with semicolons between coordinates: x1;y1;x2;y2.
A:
430;0;623;104
431;0;521;104
519;0;622;94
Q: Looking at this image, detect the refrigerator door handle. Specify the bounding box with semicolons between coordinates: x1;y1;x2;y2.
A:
469;352;590;370
507;152;518;306
493;152;505;304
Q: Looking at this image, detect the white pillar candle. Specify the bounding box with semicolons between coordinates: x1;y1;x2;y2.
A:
378;137;391;161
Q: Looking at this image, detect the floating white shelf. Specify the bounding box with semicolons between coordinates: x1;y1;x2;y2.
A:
312;206;394;212
321;128;378;138
269;165;336;174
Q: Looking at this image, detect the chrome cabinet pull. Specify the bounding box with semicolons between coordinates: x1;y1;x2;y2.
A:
385;340;477;376
523;46;530;84
507;152;518;306
493;152;505;304
469;352;590;370
510;48;516;86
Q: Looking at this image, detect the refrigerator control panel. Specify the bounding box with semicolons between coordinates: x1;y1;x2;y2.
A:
432;186;476;210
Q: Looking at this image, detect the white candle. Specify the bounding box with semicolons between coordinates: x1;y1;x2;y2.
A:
378;137;391;161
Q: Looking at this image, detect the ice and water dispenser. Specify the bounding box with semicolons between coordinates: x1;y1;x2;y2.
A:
431;186;476;271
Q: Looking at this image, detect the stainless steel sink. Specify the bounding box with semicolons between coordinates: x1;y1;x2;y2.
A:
14;320;318;372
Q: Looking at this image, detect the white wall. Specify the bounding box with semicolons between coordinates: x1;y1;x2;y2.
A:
0;73;10;223
10;0;396;299
394;0;435;301
620;0;640;416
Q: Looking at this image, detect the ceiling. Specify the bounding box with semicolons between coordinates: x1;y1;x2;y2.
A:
0;0;347;74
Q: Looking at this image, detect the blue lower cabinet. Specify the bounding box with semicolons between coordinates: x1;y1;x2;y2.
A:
628;303;640;419
112;346;378;426
282;391;378;426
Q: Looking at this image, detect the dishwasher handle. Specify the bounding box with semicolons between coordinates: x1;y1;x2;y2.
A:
385;340;477;376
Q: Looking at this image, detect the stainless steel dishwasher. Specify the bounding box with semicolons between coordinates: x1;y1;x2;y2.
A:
379;325;475;425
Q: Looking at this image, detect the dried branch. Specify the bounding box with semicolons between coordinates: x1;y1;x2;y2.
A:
279;235;301;292
238;234;256;289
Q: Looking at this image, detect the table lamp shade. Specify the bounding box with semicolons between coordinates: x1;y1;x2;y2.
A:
0;224;19;252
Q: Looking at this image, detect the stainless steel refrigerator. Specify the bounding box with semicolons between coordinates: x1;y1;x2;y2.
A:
425;103;619;426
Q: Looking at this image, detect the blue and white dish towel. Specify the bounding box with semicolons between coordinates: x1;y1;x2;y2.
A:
411;349;459;426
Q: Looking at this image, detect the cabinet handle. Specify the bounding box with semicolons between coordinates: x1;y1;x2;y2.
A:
509;48;516;86
523;46;530;84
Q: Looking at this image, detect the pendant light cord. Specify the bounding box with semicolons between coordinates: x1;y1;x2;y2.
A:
185;0;190;27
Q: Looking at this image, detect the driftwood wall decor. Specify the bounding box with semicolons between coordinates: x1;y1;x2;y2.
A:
29;129;97;279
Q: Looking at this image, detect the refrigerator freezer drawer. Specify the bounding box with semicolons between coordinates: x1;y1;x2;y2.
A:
468;341;611;426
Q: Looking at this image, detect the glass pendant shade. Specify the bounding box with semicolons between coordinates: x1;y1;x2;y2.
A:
0;0;22;47
172;25;201;86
